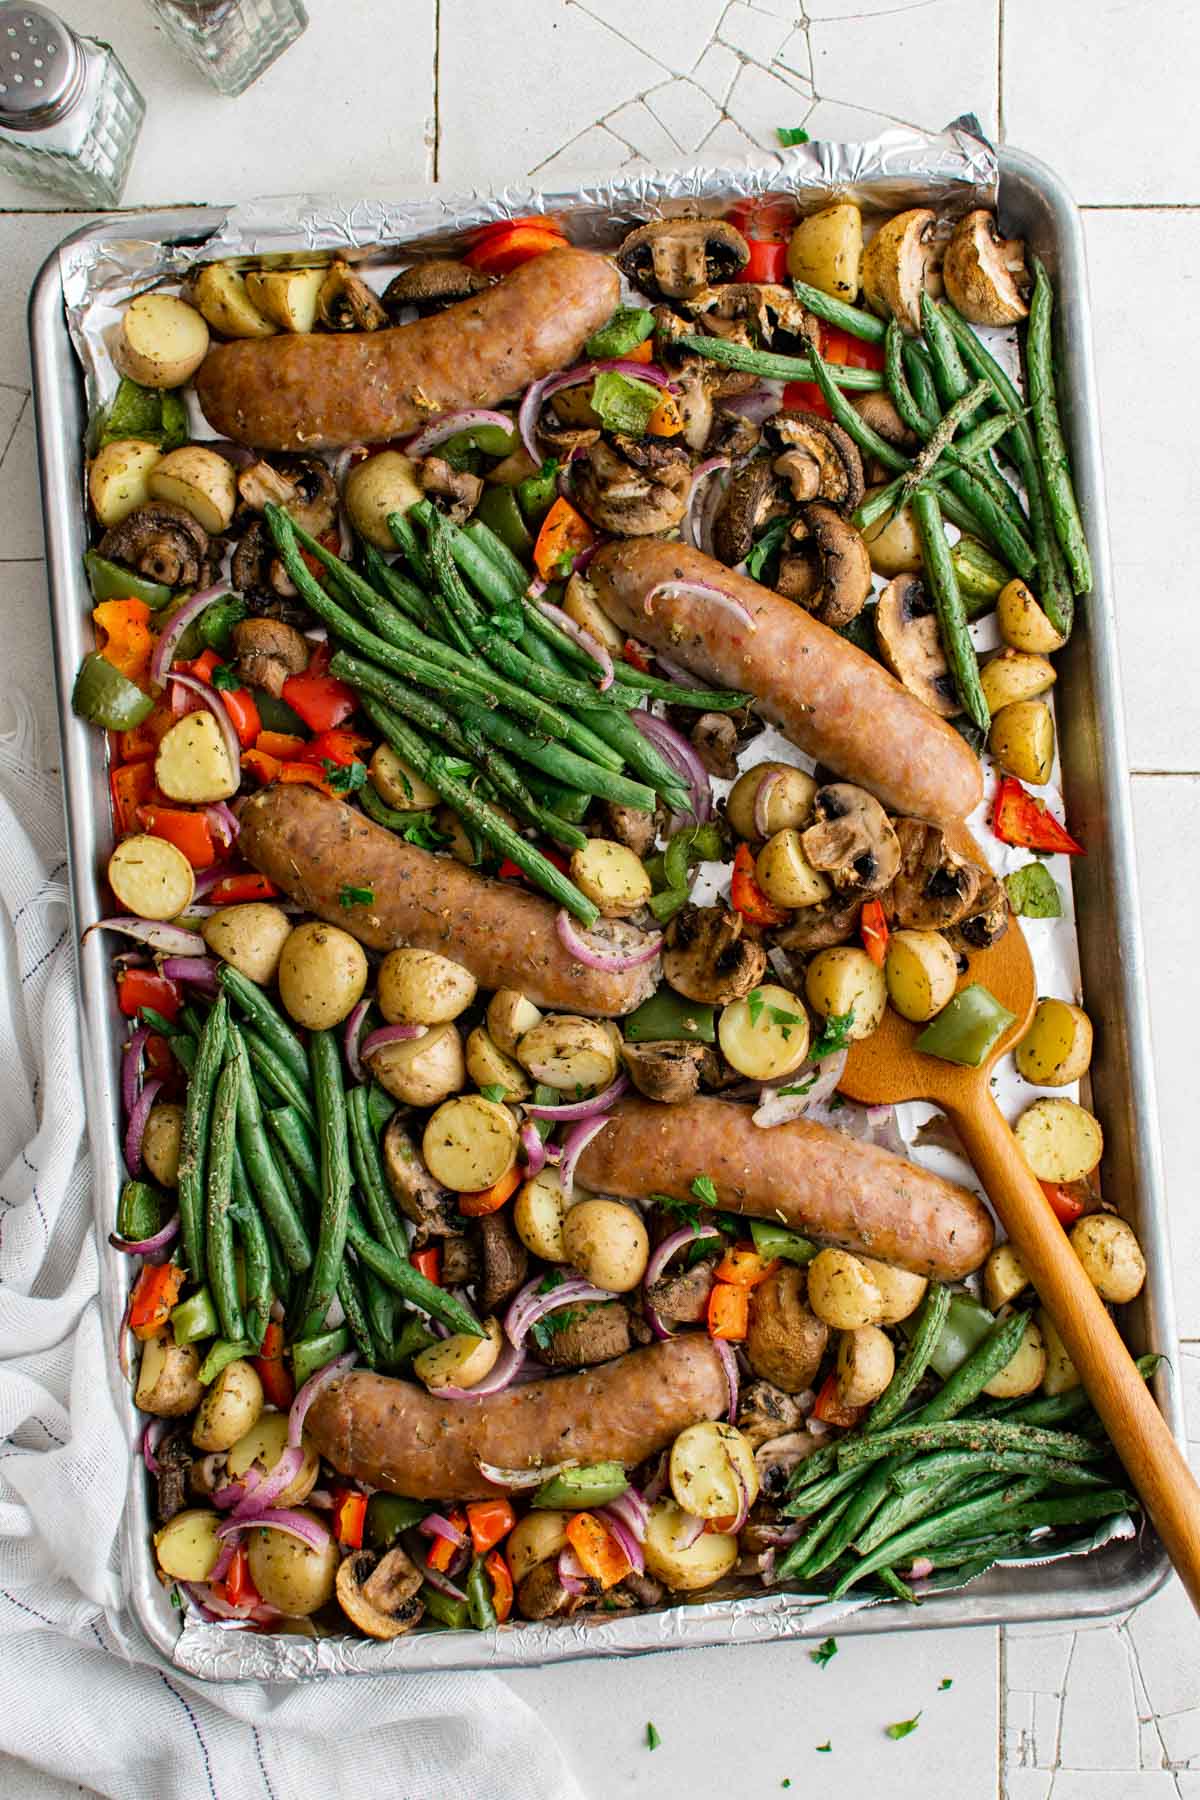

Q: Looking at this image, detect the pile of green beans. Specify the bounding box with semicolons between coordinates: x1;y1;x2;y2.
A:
775;1289;1148;1600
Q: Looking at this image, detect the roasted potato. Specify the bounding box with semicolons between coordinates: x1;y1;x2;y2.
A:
861;490;923;577
244;267;325;334
369;743;439;811
857;1257;927;1325
563;573;624;653
806;1248;883;1329
787;202;863;301
202;903;292;986
343;451;424;547
980;648;1056;715
277;921;368;1030
465;1026;530;1101
746;1264;828;1392
989;699;1055;785
1070;1213;1146;1304
884;928;959;1024
154;1508;222;1581
155;711;239;805
1015;1097;1103;1184
188;264;277;339
561;1198;648;1293
147;444;238;534
1038;1307;1079;1395
514;1168;570;1263
755;830;832;909
423;1094;519;1192
644;1497;738;1591
377;947;477;1025
191;1359;264;1453
88;438;162;527
368;1022;465;1108
226;1410;318;1506
726;762;817;840
836;1323;895;1407
997;578;1065;654
247;1511;340;1615
569;839;652;918
507;1510;571;1585
108;833;195;921
113;293;209;388
984;1242;1030;1310
1014;999;1093;1088
135;1334;203;1417
718;981;811;1081
142;1102;184;1188
669;1421;759;1520
413;1317;501;1391
982;1314;1046;1398
805;947;887;1040
487;989;543;1059
516;1015;619;1091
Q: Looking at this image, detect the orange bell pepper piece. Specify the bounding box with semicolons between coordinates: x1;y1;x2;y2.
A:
714;1242;778;1288
811;1370;865;1429
485;1548;514;1623
136;803;217;870
425;1507;468;1573
117;968;180;1022
94;598;153;684
730;843;788;928
241;748;282;786
466;1497;516;1556
465;220;568;275
129;1265;185;1341
860;897;890;968
331;1488;368;1549
622;338;655;364
299;728;372;769
457;1164;521;1218
707;1280;749;1341
565;1512;631;1590
645;392;683;436
254;730;307;761
533;496;594;581
276;761;334;795
111;760;157;835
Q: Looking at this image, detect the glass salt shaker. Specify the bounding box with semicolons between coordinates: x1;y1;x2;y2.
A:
0;5;143;206
144;0;308;98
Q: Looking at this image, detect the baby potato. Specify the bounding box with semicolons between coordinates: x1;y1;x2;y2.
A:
786;202;863;302
561;1197;648;1293
369;743;439;811
226;1410;318;1506
836;1323;896;1407
191;1358;264;1453
563;573;625;653
135;1333;203;1417
1014;998;1093;1088
755;829;832;909
982;1314;1046;1398
507;1509;571;1585
368;1022;464;1108
113;292;209;388
377;946;477;1025
277;921;368;1030
413;1317;502;1391
487;989;543;1059
514;1168;570;1263
1038;1307;1079;1396
726;762;817;840
989;699;1056;785
154;1508;222;1582
746;1265;828;1392
857;1257;927;1325
108;833;195;921
155;711;238;804
884;929;959;1024
343;451;425;547
805;947;887;1040
984;1242;1030;1311
202;902;292;986
644;1498;738;1592
423;1094;519;1192
569;839;652;918
247;1511;339;1616
188;263;276;339
516;1014;619;1091
861;489;923;577
244;267;325;334
806;1248;883;1329
669;1421;759;1520
1015;1096;1103;1184
1070;1213;1146;1304
997;578;1065;654
465;1026;530;1101
142;1102;184;1188
718;981;811;1081
147;445;238;534
980;648;1057;715
88;437;162;527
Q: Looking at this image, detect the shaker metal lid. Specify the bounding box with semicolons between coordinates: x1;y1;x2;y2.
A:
0;5;83;130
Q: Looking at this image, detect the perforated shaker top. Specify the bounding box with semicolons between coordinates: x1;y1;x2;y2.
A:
0;6;83;130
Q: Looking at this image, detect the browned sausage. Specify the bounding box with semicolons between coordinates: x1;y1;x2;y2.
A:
305;1337;728;1500
195;248;619;451
576;1096;993;1279
237;782;660;1017
591;540;982;825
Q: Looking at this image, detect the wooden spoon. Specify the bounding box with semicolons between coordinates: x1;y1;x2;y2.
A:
840;827;1200;1613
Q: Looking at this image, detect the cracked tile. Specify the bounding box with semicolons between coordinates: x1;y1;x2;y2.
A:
797;95;904;144
717;1;796;63
695;115;763;161
1124;1565;1200;1735
1004;1628;1074;1697
0;405;46;562
570;0;728;71
645;80;726;156
1003;1772;1053;1800
809;0;998;138
1005;1687;1035;1765
531;124;637;185
1057;1627;1141;1770
1158;1704;1200;1767
774;26;814;88
691;41;744;104
1053;1778;1186;1798
1030;1689;1063;1769
726;59;815;146
604;100;685;165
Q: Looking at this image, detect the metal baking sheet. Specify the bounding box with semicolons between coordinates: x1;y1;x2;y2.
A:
27;140;1182;1680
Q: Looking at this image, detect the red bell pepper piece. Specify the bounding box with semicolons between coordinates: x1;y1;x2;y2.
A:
241;748;282;786
111;760;157;835
331;1487;368;1549
143;1031;185;1102
466;1497;516;1556
129;1264;185;1341
179;648;221;682
485;1548;514;1623
860;897;890;968
298;728;372;770
623;639;652;674
218;1544;261;1610
1041;1179;1087;1227
726;197;796;239
821;323;885;372
136;803;217;870
411;1245;441;1286
207;871;281;904
707;1281;749;1341
498;846;570;882
992;776;1083;855
276;761;334;795
281;667;357;733
782;378;830;420
117;968;181;1022
811;1370;866;1429
253;1322;295;1410
217;682;261;749
730;842;788;927
425;1507;468;1573
739;239;789;284
464;219;568;275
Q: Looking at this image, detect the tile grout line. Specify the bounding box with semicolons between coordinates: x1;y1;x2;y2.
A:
996;0;1006;142
431;0;441;184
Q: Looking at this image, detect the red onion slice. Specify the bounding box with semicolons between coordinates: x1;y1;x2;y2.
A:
519;1121;546;1176
714;1338;739;1424
160;955;218;993
422;1564;470;1603
644;1222;721;1290
525;576;548;600
753;768;781;840
653;651;706;691
217;1508;330;1553
504;1273;613;1348
536;598;614;690
906;1556;935;1581
558;1116;612;1199
227;1454;305;1522
643;1451;669;1506
752;1046;849;1130
757;1521;805;1548
673;1510;705;1550
361;1022;427;1060
289;1349;356;1449
405;408;515;458
204;802;241;850
88;918;208;956
475;1457;576;1490
602;1486;648;1543
343;998;371;1084
122;1023;149;1118
110;1211;179;1260
597;1506;644;1576
631;711;712;826
682;455;730;551
523;1073;628;1122
519;358;675;464
430;1337;526;1401
149;583;227;686
727;1460;751;1534
556;1545;589;1595
642;579;757;634
141;1415;169;1474
167;673;241;787
123;1076;162;1176
555;910;661;973
644;1303;674;1341
419;1511;468;1548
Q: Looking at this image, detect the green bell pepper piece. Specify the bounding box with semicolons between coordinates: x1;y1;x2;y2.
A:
254;690;309;735
196;595;248;655
385;1315;437;1364
98;378;188;452
476;484;533;560
925;1292;995;1380
532;1461;629;1509
647;888;689;924
116;1178;168;1242
914;982;1016;1067
584;306;655;361
516;458;559;525
84;551;174;612
950;535;1010;601
439;417;517;460
290;1326;350;1387
171;1286;219;1346
749;1219;818;1266
466;1554;498;1630
366;1082;397;1136
71;653;154;731
365;1492;427;1549
197;1337;254;1385
624;988;716;1045
421;1584;471;1630
1004;863;1062;919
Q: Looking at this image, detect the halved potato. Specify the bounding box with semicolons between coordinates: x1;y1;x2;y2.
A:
787;202;863;302
507;1509;570;1584
343;452;425;547
413;1317;501;1390
806;1248;883;1329
516;1015;619;1091
885;928;959;1024
726;762;817;840
148;445;238;534
88;438;163;527
1038;1307;1079;1395
1014;1096;1103;1183
108;833;195;920
367;1023;464;1108
669;1421;759;1520
244;267;325;334
861;492;923;577
569;839;652;918
755;829;832;909
142;1102;184;1188
202;902;292;986
805;947;887;1039
718;981;810;1081
836;1323;895;1406
561;1198;648;1292
155;710;238;804
369;743;438;811
982;1315;1045;1398
113;293;209;388
513;1168;569;1263
226;1409;318;1505
989;700;1055;785
1014;998;1093;1088
191;1358;264;1452
857;1257;927;1325
984;1242;1030;1310
465;1026;529;1100
997;578;1066;654
979;648;1056;715
1069;1213;1146;1304
277;921;368;1030
644;1498;738;1591
487;989;543;1058
188;264;277;339
377;947;477;1025
423;1094;519;1192
154;1508;222;1581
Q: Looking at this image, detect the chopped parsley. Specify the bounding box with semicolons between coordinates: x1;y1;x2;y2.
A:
690;1173;719;1208
746;987;807;1041
554;549;578;577
939;1678;953;1692
816;1742;831;1754
339;884;375;908
399;816;447;851
646;1722;662;1751
324;758;367;794
653;1190;738;1240
778;125;810;146
746;516;791;582
530;1308;579;1352
170;1585;182;1610
781;1783;792;1791
210;662;241;691
477;1083;508;1104
777;1072;818;1099
810;1009;856;1060
885;1715;921;1741
810;1636;838;1668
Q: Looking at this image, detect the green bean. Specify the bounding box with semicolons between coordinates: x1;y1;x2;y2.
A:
885;319;934;436
217;965;308;1091
855;1469;1010;1556
240;1022;316;1131
678;333;884;388
466;1555;498;1631
796;1461;896;1580
1004;1355;1161;1428
877;1566;915;1602
356;539;429;624
457;702;655;812
463;515;533;600
229;1026;312;1274
205;1056;245;1343
829;1476;1048;1599
266;1104;321;1202
783;1440;839;1497
865;1282;951;1433
1028;257;1092;595
897;378;992;508
300;1030;354;1337
888;1449;1117;1495
954;410;1028;468
347;1081;406;1260
525;770;592;824
336;1253;376;1366
789;279;887;342
911;485;989;732
345;1207;482;1337
774;1487;859;1580
902;337;941;430
360;1261;397;1363
780;1461;866;1519
176;994;227;1285
920;291;971;405
262;1220;292;1317
230;1145;271;1352
837;1418;1104;1473
916;1309;1034;1424
358;785;439;836
386;508;434;588
996;1490;1136;1532
519;597;752;711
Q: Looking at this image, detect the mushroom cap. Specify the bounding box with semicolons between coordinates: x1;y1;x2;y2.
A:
942;209;1029;327
620;1039;710;1105
766;410;865;514
662;903;767;1005
800;782;901;896
686;281;815;345
574;439;690;536
781;501;873;629
850;389;919;453
539;1300;634;1367
237;454;338;537
712;459;786;565
736;1378;805;1448
889;815;985;929
317;260;389;332
382;259;493;316
861;207;937;335
945;873;1010;952
774;895;863;954
616;216;750;300
335;1546;424;1641
476;1208;529;1314
98;501;216;590
874;571;961;717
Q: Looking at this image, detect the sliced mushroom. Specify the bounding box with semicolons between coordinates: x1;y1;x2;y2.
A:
573;439;690;536
382;1117;459;1240
98;502;217;590
477;1209;528;1315
317;260;389;332
662;903;766;1005
889;816;985;930
685;283;815;346
763;410;864;513
707;408;762;460
736;1379;804;1449
945;874;1010;952
621;1040;711;1105
236;454;338;537
861;207;938;335
674;364;714;452
776;502;872;629
942;209;1029;328
518;1559;578;1620
382;259;493;317
538;1300;633;1368
712;459;787;566
594;800;658;859
688;712;740;780
231;616;310;698
800;782;901;897
644;1254;716;1325
336;1546;424;1640
620;1570;665;1607
755;1431;822;1502
154;1429;193;1525
774;894;863;954
875;571;961;717
419;454;483;524
230;519;308;618
616;216;749;301
852;388;920;483
440;1232;480;1288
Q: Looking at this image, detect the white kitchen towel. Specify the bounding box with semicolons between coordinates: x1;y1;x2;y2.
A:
0;692;583;1800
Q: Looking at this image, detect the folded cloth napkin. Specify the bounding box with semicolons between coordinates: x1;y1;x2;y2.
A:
0;694;583;1800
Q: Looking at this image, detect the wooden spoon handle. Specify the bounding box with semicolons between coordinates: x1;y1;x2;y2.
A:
949;1086;1200;1614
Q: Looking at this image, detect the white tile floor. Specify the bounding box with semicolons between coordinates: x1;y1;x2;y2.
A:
0;0;1196;1793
